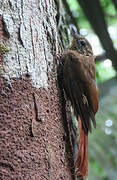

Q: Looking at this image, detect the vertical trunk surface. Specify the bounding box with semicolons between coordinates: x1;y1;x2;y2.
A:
0;0;74;179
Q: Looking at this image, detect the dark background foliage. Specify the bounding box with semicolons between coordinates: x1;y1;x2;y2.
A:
60;0;117;179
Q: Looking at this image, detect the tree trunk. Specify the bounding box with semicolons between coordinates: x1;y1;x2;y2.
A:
0;0;74;179
112;0;117;11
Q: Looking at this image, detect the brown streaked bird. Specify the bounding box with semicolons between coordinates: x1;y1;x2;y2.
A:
58;29;98;179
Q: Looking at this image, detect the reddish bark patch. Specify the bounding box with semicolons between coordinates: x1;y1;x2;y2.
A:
0;76;74;180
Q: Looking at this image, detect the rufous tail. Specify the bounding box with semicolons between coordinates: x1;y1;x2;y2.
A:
75;116;88;178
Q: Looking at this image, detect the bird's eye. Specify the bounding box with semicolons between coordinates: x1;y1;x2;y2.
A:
80;40;86;47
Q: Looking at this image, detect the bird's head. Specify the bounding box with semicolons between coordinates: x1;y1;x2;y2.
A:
69;29;93;56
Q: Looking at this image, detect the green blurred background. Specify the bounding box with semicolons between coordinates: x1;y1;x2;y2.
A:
59;0;117;179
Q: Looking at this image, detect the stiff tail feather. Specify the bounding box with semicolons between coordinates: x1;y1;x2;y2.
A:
75;116;88;178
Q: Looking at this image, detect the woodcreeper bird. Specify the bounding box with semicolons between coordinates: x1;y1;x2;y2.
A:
58;29;98;179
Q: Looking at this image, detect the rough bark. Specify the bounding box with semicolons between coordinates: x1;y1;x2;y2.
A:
0;0;74;179
62;0;80;34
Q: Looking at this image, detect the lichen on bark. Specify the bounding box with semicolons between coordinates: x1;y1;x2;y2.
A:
0;43;9;55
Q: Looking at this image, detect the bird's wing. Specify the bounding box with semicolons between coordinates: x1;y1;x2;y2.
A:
62;50;98;133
